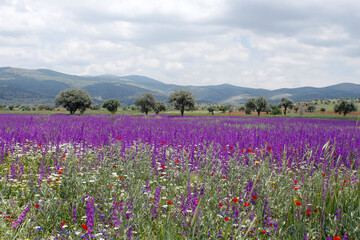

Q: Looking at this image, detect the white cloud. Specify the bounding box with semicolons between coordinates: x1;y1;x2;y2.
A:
0;0;359;89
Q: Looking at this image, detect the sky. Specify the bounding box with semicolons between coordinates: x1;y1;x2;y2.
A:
0;0;359;89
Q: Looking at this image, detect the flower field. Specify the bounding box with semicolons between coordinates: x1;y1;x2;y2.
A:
0;114;359;239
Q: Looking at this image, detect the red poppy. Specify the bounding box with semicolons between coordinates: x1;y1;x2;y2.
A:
55;179;59;182
113;165;116;168
224;147;226;150
334;152;337;155
62;155;66;158
110;186;112;188
294;188;299;190
167;200;173;205
287;164;290;167
267;147;271;150
211;173;214;176
230;147;234;150
225;217;229;221
119;176;123;180
333;237;341;240
35;205;40;208
195;200;199;204
307;210;311;215
82;224;88;231
149;198;152;201
161;165;166;169
58;171;63;174
252;196;258;200
262;230;266;234
343;179;347;183
118;137;121;140
244;202;250;207
39;143;42;146
323;174;326;177
294;181;298;184
175;159;179;163
232;198;238;203
247;148;251;152
223;176;226;179
295;201;301;206
219;203;223;207
61;222;66;226
340;187;343;190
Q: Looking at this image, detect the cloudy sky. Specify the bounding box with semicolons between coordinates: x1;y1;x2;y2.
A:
0;0;359;89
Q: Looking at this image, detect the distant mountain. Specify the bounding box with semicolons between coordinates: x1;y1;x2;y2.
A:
0;67;359;105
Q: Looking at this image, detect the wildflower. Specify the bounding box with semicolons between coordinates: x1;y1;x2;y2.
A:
262;230;266;234
307;211;311;215
161;165;166;169
244;202;250;207
294;181;298;184
58;171;63;174
219;203;223;207
35;205;40;208
119;176;123;180
82;224;88;231
61;222;66;226
39;143;42;146
232;198;238;203
267;147;271;150
175;159;179;163
252;196;258;200
225;217;229;221
295;201;301;206
113;165;117;168
333;237;341;240
167;200;173;205
118;137;121;140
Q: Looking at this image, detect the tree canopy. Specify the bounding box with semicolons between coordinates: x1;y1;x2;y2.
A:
103;99;121;114
55;89;92;114
134;93;156;115
334;99;358;116
278;98;294;116
168;90;195;116
245;97;268;116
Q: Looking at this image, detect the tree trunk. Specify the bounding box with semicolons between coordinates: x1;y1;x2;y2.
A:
181;106;185;116
284;107;287;116
257;110;261;116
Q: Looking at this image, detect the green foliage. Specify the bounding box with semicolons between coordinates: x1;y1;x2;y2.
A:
270;107;282;115
207;106;215;115
278;98;294;116
55;89;92;115
154;101;166;114
245;97;268;116
102;99;121;114
320;108;326;113
334;99;358;116
307;104;316;113
135;93;156;115
218;105;229;113
168;89;195;116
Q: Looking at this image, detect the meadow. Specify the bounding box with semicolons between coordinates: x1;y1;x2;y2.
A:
0;114;359;239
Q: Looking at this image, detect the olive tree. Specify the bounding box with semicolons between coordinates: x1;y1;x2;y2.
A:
103;99;121;120
168;89;195;116
245;97;268;116
103;99;121;114
55;89;92;114
278;97;294;116
134;93;156;115
334;99;358;116
154;101;166;114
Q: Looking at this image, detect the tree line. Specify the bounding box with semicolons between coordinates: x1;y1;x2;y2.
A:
53;88;358;116
54;89;195;116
